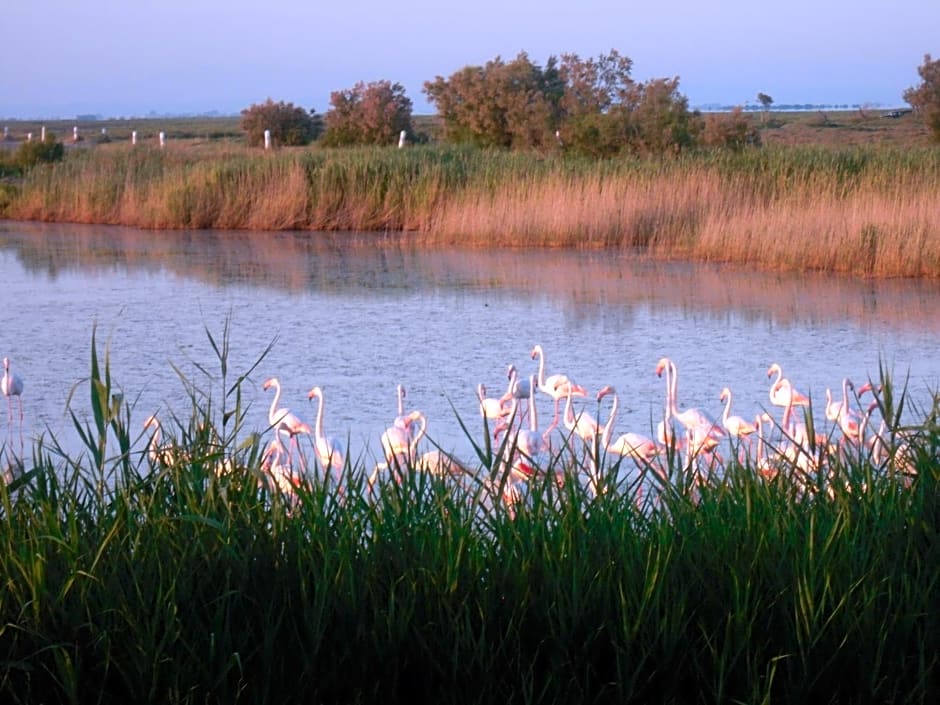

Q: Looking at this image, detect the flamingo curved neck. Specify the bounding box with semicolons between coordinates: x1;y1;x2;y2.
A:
533;346;546;389
527;375;538;431
267;380;282;425
314;392;325;441
600;389;618;448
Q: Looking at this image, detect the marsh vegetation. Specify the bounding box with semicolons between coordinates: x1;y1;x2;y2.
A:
0;331;936;704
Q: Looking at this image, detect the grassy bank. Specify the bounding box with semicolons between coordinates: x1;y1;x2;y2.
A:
2;133;940;276
0;335;937;704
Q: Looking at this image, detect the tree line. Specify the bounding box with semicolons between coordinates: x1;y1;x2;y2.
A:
241;49;771;155
241;51;940;154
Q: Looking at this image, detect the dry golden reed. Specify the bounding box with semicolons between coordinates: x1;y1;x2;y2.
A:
5;142;939;277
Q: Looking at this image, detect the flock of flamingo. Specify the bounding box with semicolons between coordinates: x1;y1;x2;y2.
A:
1;346;921;510
201;345;920;509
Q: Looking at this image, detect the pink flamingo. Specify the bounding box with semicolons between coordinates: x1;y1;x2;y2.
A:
380;409;427;470
478;382;510;431
563;382;600;445
596;385;658;463
264;377;311;463
767;363;810;409
530;344;587;433
499;364;532;424
306;386;346;479
656;357;723;454
719;386;757;438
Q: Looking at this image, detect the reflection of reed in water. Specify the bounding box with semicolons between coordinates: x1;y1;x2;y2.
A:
3;220;940;332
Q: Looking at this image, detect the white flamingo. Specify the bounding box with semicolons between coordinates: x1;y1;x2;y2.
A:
767;363;810;409
264;377;311;463
260;436;304;508
719;386;757;439
477;382;509;431
500;364;532;424
596;385;658;463
563;382;600;446
381;409;427;469
497;374;548;514
143;414;175;466
530;344;587;433
2;357;24;431
306;386;346;479
656;357;723;454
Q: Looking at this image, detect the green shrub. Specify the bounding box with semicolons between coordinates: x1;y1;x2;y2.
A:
13;135;64;170
322;80;414;147
240;98;323;147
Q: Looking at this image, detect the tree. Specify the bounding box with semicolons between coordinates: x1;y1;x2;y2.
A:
321;80;413;147
240;99;322;147
903;54;940;142
555;50;635;156
702;107;761;151
620;77;701;156
424;52;562;150
13;134;65;170
757;92;774;123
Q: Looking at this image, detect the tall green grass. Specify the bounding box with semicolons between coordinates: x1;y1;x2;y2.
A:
0;334;936;704
4;143;939;277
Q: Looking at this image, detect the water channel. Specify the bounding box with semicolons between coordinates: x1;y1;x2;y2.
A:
2;220;939;468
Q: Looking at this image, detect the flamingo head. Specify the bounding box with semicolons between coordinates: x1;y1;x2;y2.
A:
655;357;670;378
766;363;781;379
530;344;542;360
857;381;873;396
263;377;277;391
307;386;323;400
719;387;731;403
596;385;614;402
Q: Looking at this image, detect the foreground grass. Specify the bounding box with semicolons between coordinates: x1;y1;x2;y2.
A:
3;141;939;277
0;335;937;704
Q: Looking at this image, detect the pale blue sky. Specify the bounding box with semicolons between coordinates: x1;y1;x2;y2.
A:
3;0;935;118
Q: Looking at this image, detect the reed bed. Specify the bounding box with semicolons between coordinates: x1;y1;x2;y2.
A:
0;333;936;704
3;143;940;276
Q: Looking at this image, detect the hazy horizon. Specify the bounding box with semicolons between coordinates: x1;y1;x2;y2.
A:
3;0;935;120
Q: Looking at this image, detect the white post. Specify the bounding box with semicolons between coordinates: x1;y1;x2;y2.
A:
41;126;46;141
2;126;7;139
131;130;137;145
398;130;406;148
27;132;32;142
101;127;107;136
159;131;166;148
73;126;79;141
264;129;271;150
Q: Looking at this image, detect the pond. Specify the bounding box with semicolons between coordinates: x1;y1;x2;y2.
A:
2;220;939;469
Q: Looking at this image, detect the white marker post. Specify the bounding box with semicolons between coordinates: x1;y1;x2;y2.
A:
131;130;137;145
398;130;406;148
27;132;32;142
73;126;79;142
41;126;46;141
264;129;271;150
159;131;166;148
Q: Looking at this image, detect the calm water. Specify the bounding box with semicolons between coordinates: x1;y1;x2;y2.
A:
2;220;939;467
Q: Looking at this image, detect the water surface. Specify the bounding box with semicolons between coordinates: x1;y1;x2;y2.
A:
2;221;938;467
